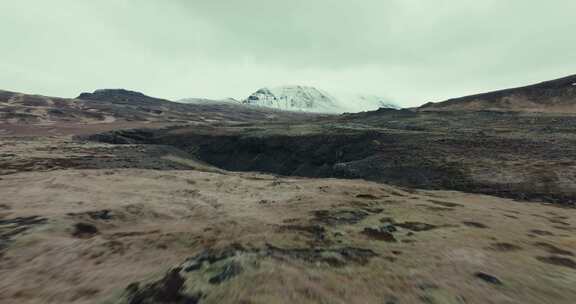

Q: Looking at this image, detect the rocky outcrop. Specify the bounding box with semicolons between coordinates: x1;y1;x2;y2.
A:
77;89;171;106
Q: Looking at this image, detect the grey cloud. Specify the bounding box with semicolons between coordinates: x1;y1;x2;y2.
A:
1;0;575;107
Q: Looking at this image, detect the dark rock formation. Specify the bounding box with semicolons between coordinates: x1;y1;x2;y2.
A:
77;89;171;106
126;268;202;304
474;272;503;285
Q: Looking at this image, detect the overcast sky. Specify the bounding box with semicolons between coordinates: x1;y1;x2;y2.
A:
1;0;575;107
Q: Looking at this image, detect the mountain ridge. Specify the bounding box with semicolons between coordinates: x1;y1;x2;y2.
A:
419;74;576;112
0;88;319;135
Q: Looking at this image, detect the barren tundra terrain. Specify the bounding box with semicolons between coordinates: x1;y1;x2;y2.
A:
1;79;576;303
2;157;576;304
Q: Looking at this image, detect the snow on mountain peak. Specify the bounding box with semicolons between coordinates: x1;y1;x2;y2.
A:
243;85;398;113
177;85;398;113
243;85;340;113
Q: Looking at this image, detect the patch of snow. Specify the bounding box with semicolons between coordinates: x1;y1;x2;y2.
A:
334;94;399;113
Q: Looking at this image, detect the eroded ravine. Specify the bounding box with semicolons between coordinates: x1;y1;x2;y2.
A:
83;119;576;207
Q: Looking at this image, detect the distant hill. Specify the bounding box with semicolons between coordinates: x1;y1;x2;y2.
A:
419;74;576;112
177;97;240;105
0;88;319;127
77;89;171;106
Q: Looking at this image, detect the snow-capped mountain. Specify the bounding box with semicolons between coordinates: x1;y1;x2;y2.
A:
243;86;341;113
242;85;398;113
176;86;398;113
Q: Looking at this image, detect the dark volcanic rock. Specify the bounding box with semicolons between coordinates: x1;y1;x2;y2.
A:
536;256;576;270
462;221;488;229
265;244;378;267
362;226;397;242
529;229;554;236
126;268;202;304
534;242;574;256
474;272;503;285
72;222;99;238
183;243;377;271
132;243;379;303
396;222;438;232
